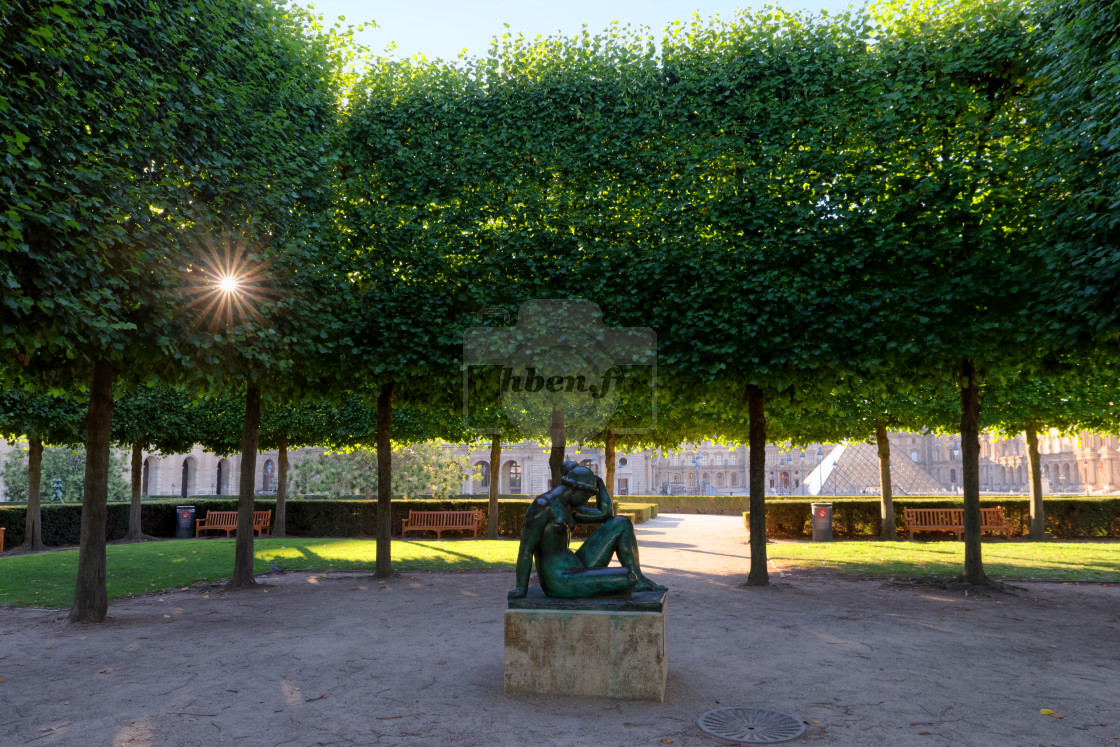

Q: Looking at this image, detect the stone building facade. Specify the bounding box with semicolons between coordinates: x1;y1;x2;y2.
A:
0;439;298;502
2;430;1117;501
452;430;1120;497
899;431;1120;495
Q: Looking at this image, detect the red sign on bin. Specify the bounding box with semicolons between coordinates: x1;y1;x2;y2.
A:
816;508;828;519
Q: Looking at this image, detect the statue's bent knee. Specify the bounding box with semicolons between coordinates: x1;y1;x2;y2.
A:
609;515;633;530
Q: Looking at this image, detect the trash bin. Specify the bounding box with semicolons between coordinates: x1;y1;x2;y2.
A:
176;506;195;539
811;502;833;542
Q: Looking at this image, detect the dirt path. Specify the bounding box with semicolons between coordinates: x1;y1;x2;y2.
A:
1;515;1118;746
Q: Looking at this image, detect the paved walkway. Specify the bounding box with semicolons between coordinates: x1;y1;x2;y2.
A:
0;514;1117;746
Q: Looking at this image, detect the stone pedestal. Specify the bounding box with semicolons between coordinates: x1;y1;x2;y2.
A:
504;588;667;702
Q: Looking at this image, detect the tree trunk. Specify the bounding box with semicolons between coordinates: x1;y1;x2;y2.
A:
746;385;768;586
959;358;988;585
70;357;114;623
274;433;288;539
1025;420;1046;540
548;407;565;488
125;440;144;541
375;383;395;579
23;437;44;551
875;422;898;540
604;428;616;498
228;384;261;589
487;435;501;539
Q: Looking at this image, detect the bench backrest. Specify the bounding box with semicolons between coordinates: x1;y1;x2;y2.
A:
407;510;481;526
905;508;964;525
905;507;1006;525
202;510;270;527
203;511;239;526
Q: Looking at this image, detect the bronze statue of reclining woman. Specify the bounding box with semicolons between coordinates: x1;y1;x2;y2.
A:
508;463;667;600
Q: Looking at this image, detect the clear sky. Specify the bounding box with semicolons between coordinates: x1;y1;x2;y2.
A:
299;0;849;62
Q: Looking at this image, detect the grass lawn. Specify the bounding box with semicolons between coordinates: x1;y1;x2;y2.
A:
0;537;523;609
3;537;1118;609
769;539;1120;583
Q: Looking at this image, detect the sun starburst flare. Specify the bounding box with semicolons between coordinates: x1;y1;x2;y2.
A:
180;234;276;334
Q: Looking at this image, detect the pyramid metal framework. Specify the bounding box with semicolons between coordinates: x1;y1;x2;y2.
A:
807;442;946;496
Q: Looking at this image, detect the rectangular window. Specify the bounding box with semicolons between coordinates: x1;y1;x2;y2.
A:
617;478;629;495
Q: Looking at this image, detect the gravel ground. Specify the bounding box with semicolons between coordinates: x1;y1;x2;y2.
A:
1;514;1118;746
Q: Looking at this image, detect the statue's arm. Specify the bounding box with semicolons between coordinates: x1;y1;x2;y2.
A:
509;500;547;599
572;477;614;524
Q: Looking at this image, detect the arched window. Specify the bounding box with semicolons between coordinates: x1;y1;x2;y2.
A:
730;473;739;487
715;473;725;487
181;457;197;498
508;462;522;494
687;473;695;486
262;459;275;492
702;472;710;485
142;456;158;496
476;461;490;492
216;458;230;495
673;472;681;484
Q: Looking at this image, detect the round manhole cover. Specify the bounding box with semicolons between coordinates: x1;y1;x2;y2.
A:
697;708;806;744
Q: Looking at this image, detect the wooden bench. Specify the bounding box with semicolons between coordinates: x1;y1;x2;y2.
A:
903;507;1013;539
195;510;272;538
401;509;483;539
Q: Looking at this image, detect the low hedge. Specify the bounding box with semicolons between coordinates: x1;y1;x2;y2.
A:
0;499;281;547
0;494;657;546
616;503;657;523
740;496;1120;539
10;493;1110;544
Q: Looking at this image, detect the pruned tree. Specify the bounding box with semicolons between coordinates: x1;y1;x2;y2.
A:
111;386;199;541
864;0;1042;583
1;0;338;618
0;391;84;551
